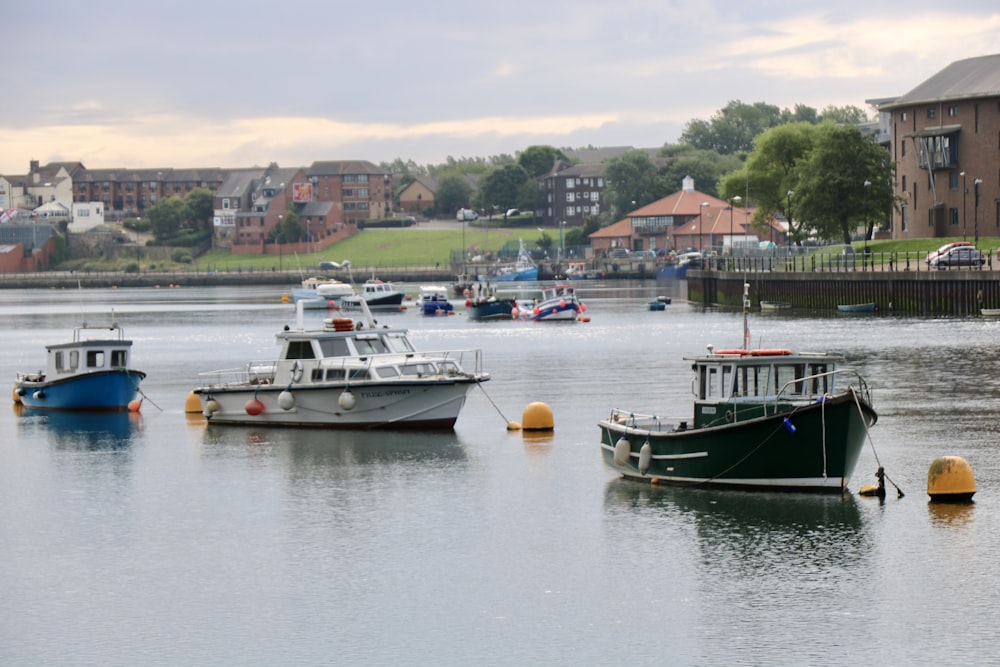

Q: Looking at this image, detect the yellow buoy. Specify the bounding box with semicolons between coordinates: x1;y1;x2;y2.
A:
184;390;203;413
927;455;976;502
521;401;554;431
12;385;23;405
281;293;290;303
506;421;522;431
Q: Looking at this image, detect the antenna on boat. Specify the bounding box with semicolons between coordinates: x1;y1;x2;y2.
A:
742;281;751;351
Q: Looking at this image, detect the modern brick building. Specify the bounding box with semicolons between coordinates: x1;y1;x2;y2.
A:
878;53;1000;241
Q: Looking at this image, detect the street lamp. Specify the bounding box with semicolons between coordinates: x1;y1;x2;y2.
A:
785;190;793;246
699;202;709;252
974;178;983;246
729;195;741;255
863;180;871;269
961;171;967;241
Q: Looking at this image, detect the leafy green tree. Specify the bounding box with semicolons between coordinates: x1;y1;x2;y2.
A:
434;172;474;215
721;122;818;243
517;145;567;178
148;196;188;241
679;100;783;155
818;105;873;125
604;150;660;219
658;144;743;198
184;188;214;231
536;232;553;253
281;210;305;242
475;164;532;213
794;124;894;244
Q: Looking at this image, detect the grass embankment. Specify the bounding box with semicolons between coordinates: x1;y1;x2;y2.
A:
197;226;546;272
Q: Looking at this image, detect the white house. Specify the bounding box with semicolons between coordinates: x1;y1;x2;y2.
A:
70;202;105;231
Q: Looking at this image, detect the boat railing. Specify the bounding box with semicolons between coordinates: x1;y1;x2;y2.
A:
197;361;277;386
603;408;683;433
772;368;872;408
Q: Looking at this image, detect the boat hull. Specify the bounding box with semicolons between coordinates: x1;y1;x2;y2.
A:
466;299;515;320
14;370;145;411
598;390;876;493
491;268;538;282
195;379;478;429
656;263;691;280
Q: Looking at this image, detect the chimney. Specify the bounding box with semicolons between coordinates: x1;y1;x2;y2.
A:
30;160;39;174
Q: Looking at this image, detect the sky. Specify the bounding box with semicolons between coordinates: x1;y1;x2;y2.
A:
3;0;999;175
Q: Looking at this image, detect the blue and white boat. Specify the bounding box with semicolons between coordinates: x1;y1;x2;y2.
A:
484;239;538;282
13;317;146;412
512;284;588;322
292;276;355;310
417;285;454;315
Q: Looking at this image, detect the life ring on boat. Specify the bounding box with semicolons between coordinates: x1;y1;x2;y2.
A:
749;349;792;356
714;349;748;355
291;359;304;383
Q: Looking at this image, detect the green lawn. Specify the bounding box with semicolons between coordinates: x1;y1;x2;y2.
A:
197;226;548;272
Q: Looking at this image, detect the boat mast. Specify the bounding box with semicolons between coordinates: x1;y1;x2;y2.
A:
742;281;751;350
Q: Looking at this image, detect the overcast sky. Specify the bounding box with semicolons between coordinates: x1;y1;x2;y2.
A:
3;1;998;175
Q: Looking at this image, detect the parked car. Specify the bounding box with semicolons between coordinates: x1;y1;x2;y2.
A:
456;208;479;222
926;241;973;265
505;208;521;218
632;250;657;260
929;245;986;269
608;248;630;259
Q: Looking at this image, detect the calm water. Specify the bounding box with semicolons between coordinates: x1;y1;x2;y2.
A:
2;282;999;665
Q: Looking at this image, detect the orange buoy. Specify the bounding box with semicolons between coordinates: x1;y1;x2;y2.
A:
245;398;265;416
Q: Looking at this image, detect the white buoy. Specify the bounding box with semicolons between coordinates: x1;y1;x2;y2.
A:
638;441;652;475
613;437;631;466
278;390;295;410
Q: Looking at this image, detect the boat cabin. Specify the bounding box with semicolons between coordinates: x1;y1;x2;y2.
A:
687;349;842;428
41;327;134;381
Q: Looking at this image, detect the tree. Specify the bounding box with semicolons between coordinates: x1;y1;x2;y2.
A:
818;105;873;125
794;124;894;244
185;188;214;231
148;196;188;241
679;100;783;155
603;150;659;219
658;144;743;198
434;172;474;215
517;145;567;178
475;164;532;213
721;122;818;244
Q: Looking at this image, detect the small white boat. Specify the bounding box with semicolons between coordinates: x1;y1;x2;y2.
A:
760;300;792;311
292;276;354;310
192;301;489;429
512;284;587;321
13;315;146;412
341;279;405;309
981;308;1000;317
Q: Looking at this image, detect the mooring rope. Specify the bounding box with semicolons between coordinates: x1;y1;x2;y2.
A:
852;387;904;498
476;381;512;425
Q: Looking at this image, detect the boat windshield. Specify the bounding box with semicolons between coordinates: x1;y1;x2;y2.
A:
701;359;835;400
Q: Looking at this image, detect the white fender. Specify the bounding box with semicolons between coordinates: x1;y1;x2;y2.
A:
638;441;652;475
613;437;631;466
278;390;295;410
338;389;356;410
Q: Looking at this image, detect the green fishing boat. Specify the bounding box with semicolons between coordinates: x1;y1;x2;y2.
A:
598;283;877;493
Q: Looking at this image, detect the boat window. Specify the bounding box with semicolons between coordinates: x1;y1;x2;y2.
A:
807;363;831;394
721;366;733;398
111;350;127;367
439;361;460;375
318;338;351;358
55;351;65;372
401;363;435;376
384;334;414;353
375;366;400;378
349;369;370;381
354;337;387;355
325;368;346;381
286;341;317;360
774;363;806;395
700;365;720;398
311;369;324;381
87;350;105;369
68;351;79;372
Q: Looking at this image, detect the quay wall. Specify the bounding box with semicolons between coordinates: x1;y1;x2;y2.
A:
687;270;1000;316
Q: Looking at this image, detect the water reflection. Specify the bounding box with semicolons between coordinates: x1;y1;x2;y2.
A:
15;406;139;450
927;500;976;527
604;479;871;569
199;425;467;469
